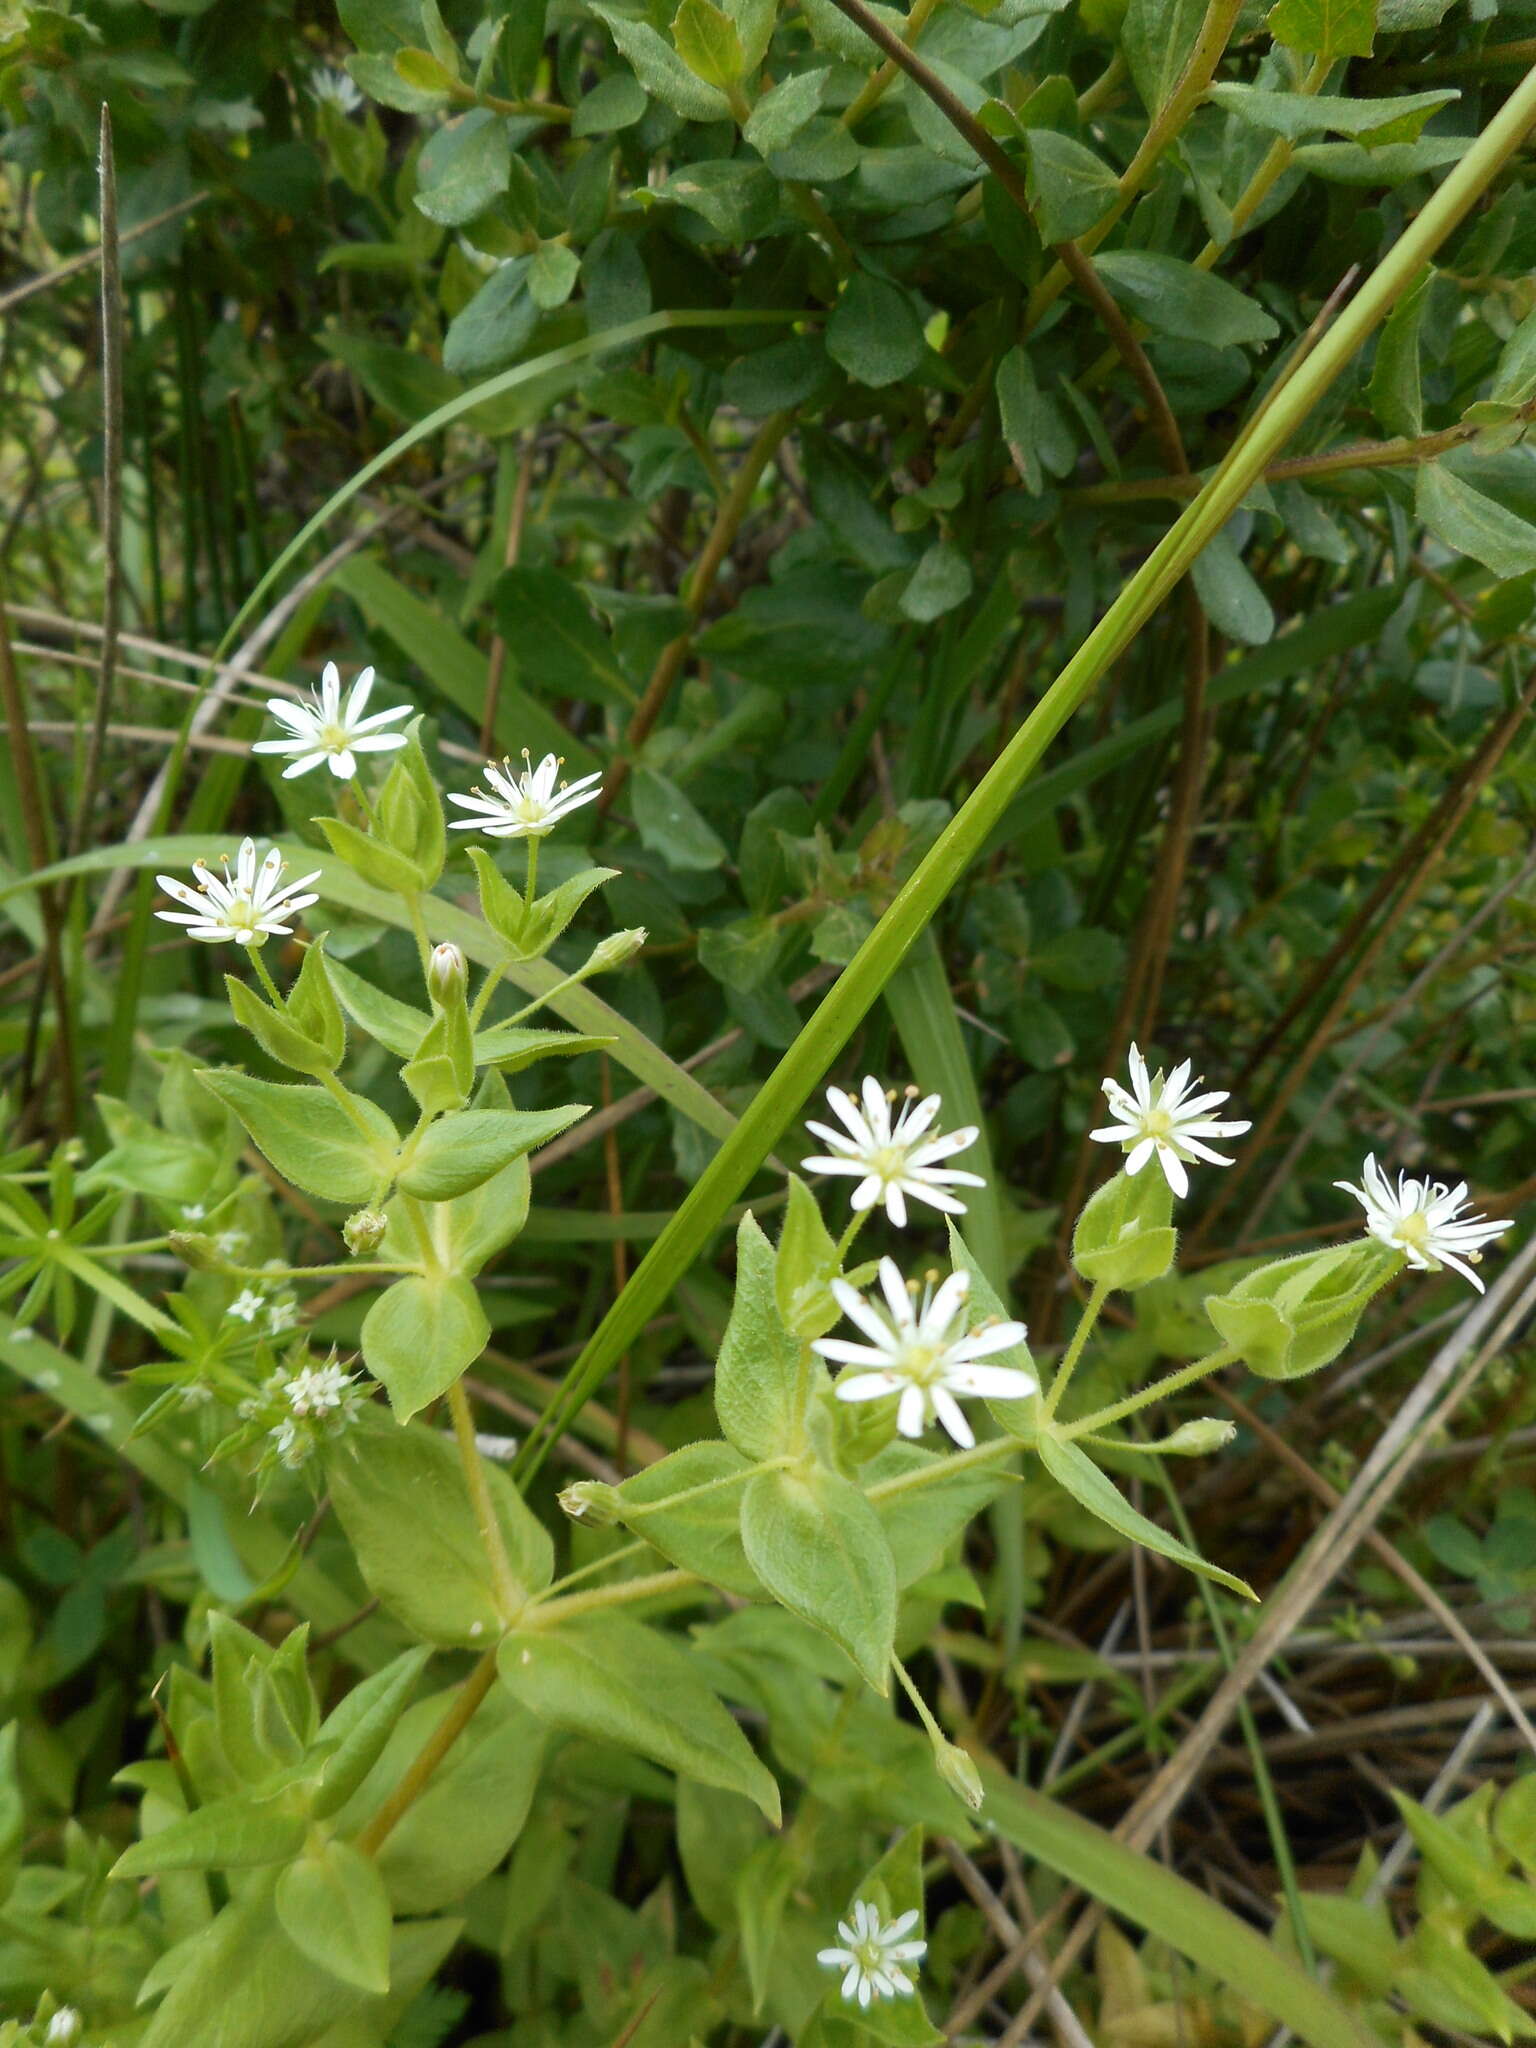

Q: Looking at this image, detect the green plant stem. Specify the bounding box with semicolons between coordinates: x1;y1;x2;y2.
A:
538;1537;649;1600
1193;55;1330;270
1024;0;1245;331
249;947;284;1008
355;1651;498;1856
841;0;944;127
865;1433;1023;1501
402;890;432;976
523;835;540;911
892;1650;948;1747
835;1208;868;1265
1061;1345;1238;1441
226;1259;411;1280
447;1378;525;1618
1043;1281;1109;1420
318;1067;387;1146
526;1566;695;1627
505;62;1536;1481
470;957;511;1030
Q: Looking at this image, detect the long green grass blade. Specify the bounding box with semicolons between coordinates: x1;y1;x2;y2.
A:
980;1765;1372;2048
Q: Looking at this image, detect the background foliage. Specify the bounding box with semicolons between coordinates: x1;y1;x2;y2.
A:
1;0;1535;2037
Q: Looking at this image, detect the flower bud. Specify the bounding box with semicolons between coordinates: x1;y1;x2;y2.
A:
559;1479;621;1526
426;941;467;1006
933;1737;985;1811
585;927;647;975
343;1209;388;1257
168;1229;224;1272
1154;1417;1236;1456
45;2011;82;2048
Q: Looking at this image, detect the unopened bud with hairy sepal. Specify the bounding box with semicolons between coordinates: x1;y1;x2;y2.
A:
585;927;646;976
559;1479;621;1526
343;1208;388;1257
933;1737;985;1811
1154;1417;1236;1456
427;941;468;1006
168;1230;224;1272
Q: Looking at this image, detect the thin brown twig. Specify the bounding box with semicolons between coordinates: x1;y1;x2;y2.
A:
600;409;793;813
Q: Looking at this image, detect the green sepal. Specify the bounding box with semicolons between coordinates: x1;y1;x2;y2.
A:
1072;1169;1177;1291
1204;1241;1399;1380
376;724;445;888
469;849;618;960
775;1174;843;1340
315;812;425;897
401;1005;475;1115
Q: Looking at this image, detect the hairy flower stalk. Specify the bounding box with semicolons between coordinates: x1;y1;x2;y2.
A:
814;1258;1034;1447
448;750;604;839
1090;1043;1251;1198
252;662;409;780
1336;1154;1511;1291
818;1901;927;2008
802;1077;985;1228
155;839;321;947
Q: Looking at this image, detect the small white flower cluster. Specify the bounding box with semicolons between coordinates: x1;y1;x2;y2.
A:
225;1269;298;1339
818;1900;926;2009
261;1358;365;1469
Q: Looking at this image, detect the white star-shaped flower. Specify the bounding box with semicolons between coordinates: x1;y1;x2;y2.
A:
1089;1043;1250;1198
1336;1154;1510;1293
802;1077;985;1229
228;1288;265;1324
813;1257;1034;1448
818;1900;927;2010
447;750;604;839
155;838;321;947
284;1361;358;1417
311;66;363;114
252;663;409;780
